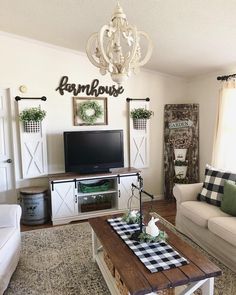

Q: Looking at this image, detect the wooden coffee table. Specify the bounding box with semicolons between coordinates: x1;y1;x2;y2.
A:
89;215;221;295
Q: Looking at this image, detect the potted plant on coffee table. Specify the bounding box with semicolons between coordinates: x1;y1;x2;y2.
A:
130;108;154;130
19;107;46;133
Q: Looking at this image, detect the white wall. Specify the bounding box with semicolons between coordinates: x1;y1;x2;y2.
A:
0;33;187;201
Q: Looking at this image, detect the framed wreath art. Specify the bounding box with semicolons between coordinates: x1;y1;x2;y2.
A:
73;97;108;126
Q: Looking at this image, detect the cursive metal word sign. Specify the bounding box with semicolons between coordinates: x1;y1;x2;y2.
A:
55;76;124;97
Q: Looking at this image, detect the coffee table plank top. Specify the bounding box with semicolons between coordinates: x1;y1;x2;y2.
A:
159;224;222;278
89;215;222;295
89;217;172;294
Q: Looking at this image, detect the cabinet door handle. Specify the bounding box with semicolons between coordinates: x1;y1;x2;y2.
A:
75;195;78;203
118;190;121;198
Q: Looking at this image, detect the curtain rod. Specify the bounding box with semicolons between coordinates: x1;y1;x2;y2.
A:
217;74;236;81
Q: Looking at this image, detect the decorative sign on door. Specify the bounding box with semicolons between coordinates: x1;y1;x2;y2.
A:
163;104;199;200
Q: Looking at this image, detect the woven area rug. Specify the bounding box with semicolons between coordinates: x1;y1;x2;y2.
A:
5;216;236;295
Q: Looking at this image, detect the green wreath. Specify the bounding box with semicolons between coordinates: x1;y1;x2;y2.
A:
78;101;103;124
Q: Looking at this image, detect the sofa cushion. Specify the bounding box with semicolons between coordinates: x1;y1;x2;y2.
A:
0;205;21;228
208;217;236;247
197;164;236;207
221;181;236;216
0;228;16;249
180;201;229;228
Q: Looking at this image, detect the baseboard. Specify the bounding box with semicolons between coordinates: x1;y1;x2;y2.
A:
142;194;164;202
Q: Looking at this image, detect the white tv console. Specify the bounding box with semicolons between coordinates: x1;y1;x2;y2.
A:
48;167;140;226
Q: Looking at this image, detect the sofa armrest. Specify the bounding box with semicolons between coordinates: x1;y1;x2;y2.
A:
173;183;203;204
0;205;22;228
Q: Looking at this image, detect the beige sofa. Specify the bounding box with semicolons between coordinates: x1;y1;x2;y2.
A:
173;183;236;273
0;205;22;294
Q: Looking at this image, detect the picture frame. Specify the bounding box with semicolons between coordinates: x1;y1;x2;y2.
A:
73;97;108;126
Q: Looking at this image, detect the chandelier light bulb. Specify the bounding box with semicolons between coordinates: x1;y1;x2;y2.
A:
86;2;153;85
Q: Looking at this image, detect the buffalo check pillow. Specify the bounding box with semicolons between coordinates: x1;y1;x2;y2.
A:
198;165;236;207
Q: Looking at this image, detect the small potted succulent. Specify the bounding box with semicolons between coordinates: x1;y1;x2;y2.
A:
130;108;154;130
19;107;46;133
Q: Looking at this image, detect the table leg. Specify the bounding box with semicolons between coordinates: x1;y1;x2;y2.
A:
177;277;214;295
200;277;214;295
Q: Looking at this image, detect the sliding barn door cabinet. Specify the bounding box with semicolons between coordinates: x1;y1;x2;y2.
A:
48;168;140;225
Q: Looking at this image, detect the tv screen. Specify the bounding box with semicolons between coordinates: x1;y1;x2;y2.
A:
64;130;124;173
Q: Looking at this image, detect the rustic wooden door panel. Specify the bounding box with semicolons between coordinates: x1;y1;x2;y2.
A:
163;104;199;199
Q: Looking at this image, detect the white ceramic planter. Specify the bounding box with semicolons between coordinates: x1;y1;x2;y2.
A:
174;148;187;161
174;165;187;179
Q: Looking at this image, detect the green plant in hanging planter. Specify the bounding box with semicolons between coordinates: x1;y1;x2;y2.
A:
78;100;103;124
130;108;154;119
174;160;188;166
19;107;46;122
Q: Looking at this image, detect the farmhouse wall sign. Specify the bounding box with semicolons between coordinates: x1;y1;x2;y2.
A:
56;76;124;97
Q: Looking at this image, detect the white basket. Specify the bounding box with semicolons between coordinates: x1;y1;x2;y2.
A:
133;119;147;130
24;121;41;133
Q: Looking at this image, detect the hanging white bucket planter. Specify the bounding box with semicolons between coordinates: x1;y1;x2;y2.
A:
174;148;187;161
174;165;188;179
24;121;41;133
133;119;147;130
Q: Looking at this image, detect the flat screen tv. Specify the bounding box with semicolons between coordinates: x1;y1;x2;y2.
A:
64;130;124;174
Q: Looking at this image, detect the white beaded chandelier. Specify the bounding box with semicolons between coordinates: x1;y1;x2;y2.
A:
86;1;153;85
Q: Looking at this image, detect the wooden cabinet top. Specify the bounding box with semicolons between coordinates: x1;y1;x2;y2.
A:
48;167;140;182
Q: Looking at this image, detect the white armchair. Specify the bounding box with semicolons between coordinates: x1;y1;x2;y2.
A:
0;205;22;294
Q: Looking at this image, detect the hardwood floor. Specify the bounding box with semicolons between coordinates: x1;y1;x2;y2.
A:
20;199;176;232
143;199;176;225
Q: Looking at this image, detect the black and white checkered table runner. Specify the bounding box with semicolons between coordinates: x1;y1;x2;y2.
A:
108;217;189;273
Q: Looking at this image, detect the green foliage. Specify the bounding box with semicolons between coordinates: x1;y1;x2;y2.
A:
174;160;188;166
78;101;103;124
130;108;154;119
138;230;168;243
19;107;46;122
173;176;189;184
94;195;111;204
122;211;141;224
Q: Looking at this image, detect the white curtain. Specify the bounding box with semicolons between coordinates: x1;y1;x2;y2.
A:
212;79;236;172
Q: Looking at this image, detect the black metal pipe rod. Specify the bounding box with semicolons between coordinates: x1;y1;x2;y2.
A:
126;97;150;102
15;96;47;101
131;183;153;199
139;188;143;233
51;179;77;191
141;189;154;199
217;74;236;81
